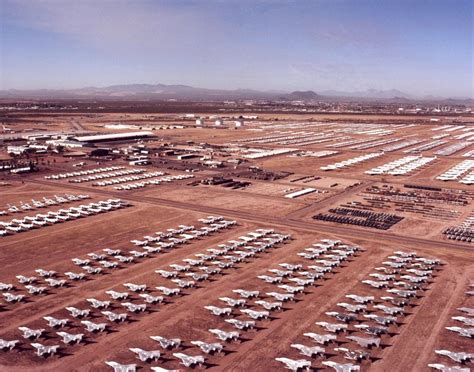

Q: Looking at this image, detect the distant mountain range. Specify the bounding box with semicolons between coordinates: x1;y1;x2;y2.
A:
0;84;471;103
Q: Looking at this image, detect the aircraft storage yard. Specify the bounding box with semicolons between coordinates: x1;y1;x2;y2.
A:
0;106;473;372
1;0;473;370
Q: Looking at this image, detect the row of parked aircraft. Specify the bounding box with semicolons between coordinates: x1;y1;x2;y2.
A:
0;199;129;236
277;249;444;371
0;217;245;362
93;170;164;186
0;216;237;310
103;228;292;370
114;174;195;191
0;193;90;216
44;166;124;180
428;282;474;371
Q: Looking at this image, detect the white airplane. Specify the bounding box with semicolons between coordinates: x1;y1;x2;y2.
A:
83;266;102;275
354;324;388;336
150;336;181;349
121;302;147;313
315;259;339;267
105;361;137;372
204;305;232;317
362;280;390;289
64;271;86;280
143;246;161;254
81;320;107;333
307;265;332;273
56;332;83;344
278;285;304;294
185;272;208;281
43;316;69;328
382;261;406;268
155;270;178;278
88;253;106;261
257;275;283;284
102;311;128;322
400;275;428;283
266;292;294;302
375;266;399;274
45;278;67;288
115;255;134;263
369;273;396;281
3;293;25;302
457;307;474;316
173;352;205;367
445;326;474;338
303;332;337;345
219;297;246;307
394;251;417;258
406;268;432;276
386;288;417;298
129;347;161;362
374;304;404;315
71;258;90;266
18;327;44;339
346;335;380;348
200;266;221;275
87;298;110;309
290;344;325;357
139;293;163;304
103;249;121;256
25;285;47;295
322;360;360;371
129;250;148;258
315;321;348;333
105;290;129;300
31;343;59;357
35;269;56;277
334;347;369;361
0;282;14;291
232;289;259;298
16;275;36;284
191;340;223;354
225;319;255;330
451;316;474;327
325;312;357;323
240;309;269;320
99;261;118;269
414;257;440;265
156;286;181;296
0;339;18;351
288;278;314;286
435;350;473;363
427;363;470;372
171;279;195;288
363;314;397;325
169;264;191;272
279;263;303;271
255;300;282;311
337;302;367;313
209;328;239;341
275;357;311;371
66;307;90;318
269;269;293;277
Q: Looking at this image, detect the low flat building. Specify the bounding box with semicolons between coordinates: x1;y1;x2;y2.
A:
73;131;154;143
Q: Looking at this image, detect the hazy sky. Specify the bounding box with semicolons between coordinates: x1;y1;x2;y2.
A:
0;0;472;97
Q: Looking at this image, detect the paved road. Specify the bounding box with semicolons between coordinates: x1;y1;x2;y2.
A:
30;178;473;252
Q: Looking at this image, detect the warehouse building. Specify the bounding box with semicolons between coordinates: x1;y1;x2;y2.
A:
73;131;154;143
